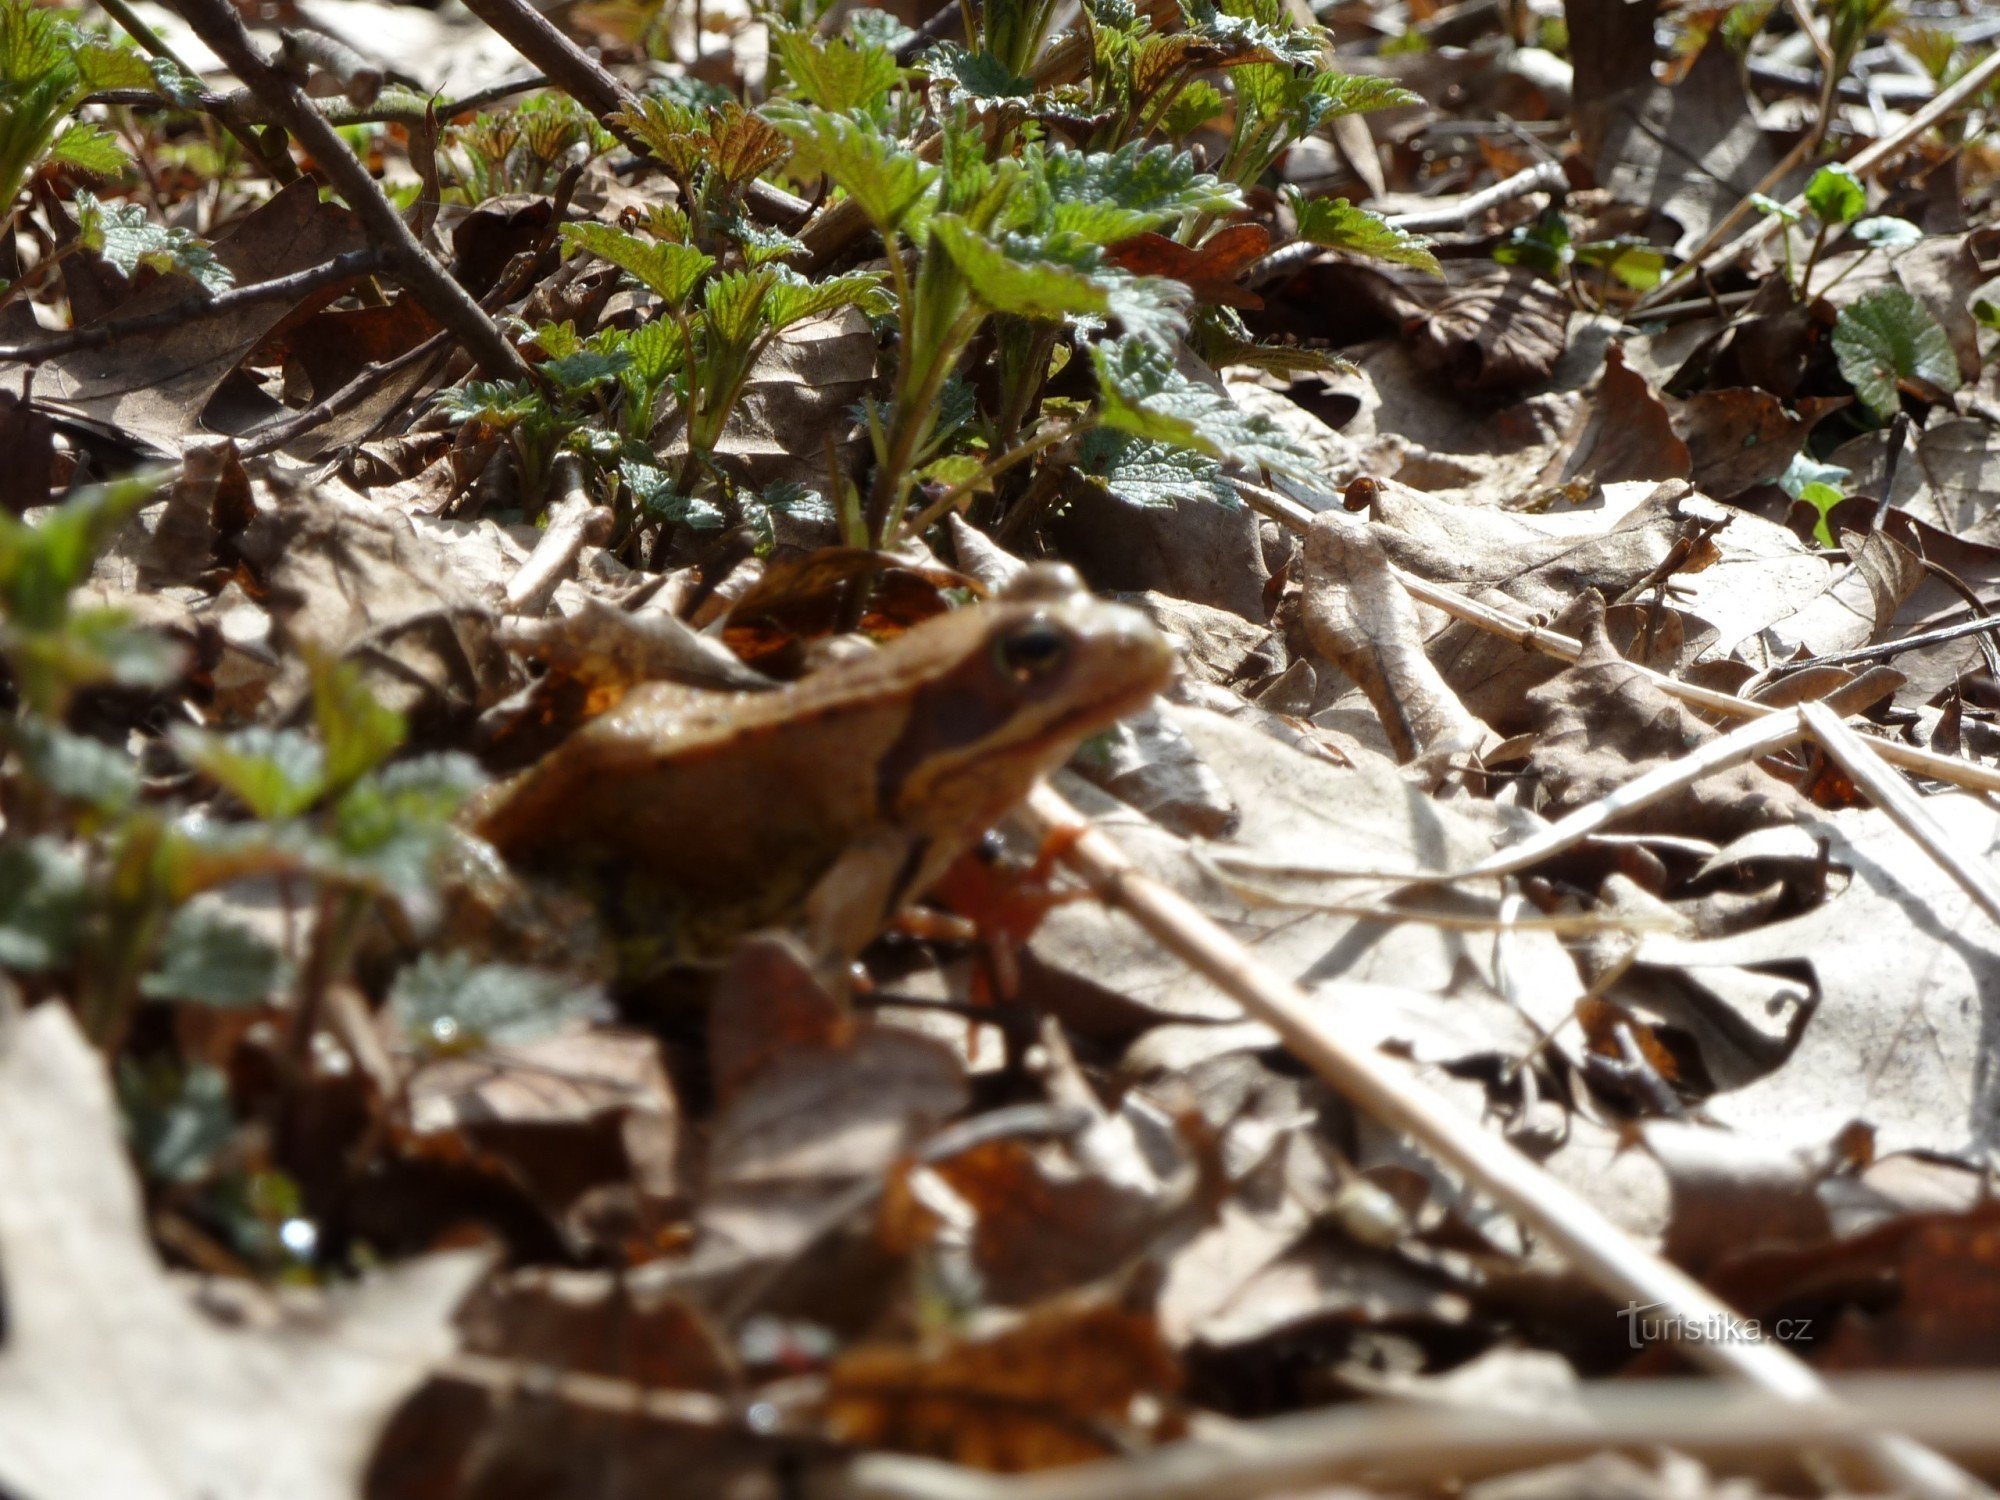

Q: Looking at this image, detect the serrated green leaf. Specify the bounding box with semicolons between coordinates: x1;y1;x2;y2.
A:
560;221;713;307
73;191;231;292
434;378;545;426
1289;189;1439;274
1805;162;1865;224
933;216;1111;320
141;902;285;1007
1033;142;1242;244
1833;285;1962;419
173;725;328;819
927;43;1035;98
774;27;900;112
1158;80;1227;139
1309;71;1421;117
48;121;127;177
542;347;631;392
764;102;936;234
74;39;153;93
620;318;688;387
762;266;890;330
1092;336;1314;479
0;837;85;970
147;53;203;106
622;459;727;529
1076;430;1237;507
702;267;776;345
389;951;609;1051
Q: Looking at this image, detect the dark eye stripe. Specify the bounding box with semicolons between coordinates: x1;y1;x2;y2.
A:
874;655;1036;812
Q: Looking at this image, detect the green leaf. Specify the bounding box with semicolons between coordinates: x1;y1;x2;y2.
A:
542;347;631;392
73;191;231;292
927;43;1035;98
619;318;688;387
1076;430;1237;507
120;1058;234;1183
310;656;406;791
560;222;713;307
764;102;936;234
172;725;328;819
48;121;127;177
932;217;1111;320
0;837;85;971
762;266;891;330
1031;142;1241;244
702;267;776;345
1092;336;1314;480
1573;237;1667;291
1833;285;1962;419
141;902;285;1007
1289;189;1439;275
74;39;154;93
773;27;901;113
1308;71;1422;117
329;753;484;894
1797;481;1844;547
1749;192;1801;225
388;951;609;1052
622;459;727;530
0;472;159;631
1157;80;1226;139
434;378;546;427
1851;215;1923;253
1805;162;1865;224
13;715;138;812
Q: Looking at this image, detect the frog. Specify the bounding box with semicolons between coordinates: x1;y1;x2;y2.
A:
461;565;1176;966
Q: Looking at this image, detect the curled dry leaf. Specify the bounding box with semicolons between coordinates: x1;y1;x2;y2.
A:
1302;512;1495;766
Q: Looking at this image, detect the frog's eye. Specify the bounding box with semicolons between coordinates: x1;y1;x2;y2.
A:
993;618;1071;684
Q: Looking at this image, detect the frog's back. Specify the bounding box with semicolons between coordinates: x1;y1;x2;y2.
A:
467;613;997;891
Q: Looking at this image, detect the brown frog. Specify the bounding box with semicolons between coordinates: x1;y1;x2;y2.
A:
463;566;1175;962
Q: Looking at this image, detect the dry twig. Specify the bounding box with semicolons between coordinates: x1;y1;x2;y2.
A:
167;0;531;381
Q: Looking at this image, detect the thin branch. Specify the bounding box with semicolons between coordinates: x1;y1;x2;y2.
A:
1800;701;2000;927
168;0;532;382
0;250;385;364
89;0;299;182
847;1372;2000;1500
1017;783;1976;1500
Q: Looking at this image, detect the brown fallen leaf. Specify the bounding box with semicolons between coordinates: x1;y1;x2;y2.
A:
826;1299;1182;1470
0;1003;486;1500
29;179;370;456
1105;223;1270;309
1522;596;1813;840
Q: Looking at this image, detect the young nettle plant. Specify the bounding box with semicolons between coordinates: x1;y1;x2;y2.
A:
444;93;613;203
0;0;152;220
0;480;483;1048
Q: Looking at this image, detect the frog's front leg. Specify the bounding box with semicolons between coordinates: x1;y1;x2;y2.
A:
801;826;935;963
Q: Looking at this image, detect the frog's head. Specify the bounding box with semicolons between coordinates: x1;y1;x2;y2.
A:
875;565;1178;827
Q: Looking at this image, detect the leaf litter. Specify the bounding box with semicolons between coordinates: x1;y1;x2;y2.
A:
7;1;2000;1498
